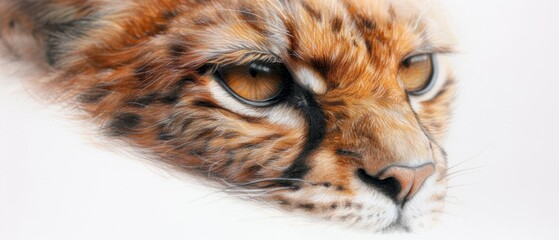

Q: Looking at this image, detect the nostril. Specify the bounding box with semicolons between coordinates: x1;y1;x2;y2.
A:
356;169;402;203
356;163;435;206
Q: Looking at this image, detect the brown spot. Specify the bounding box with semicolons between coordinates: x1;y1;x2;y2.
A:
323;100;346;107
223;132;239;139
331;17;343;33
238;6;266;33
108;113;142;136
127;92;160;108
364;39;373;54
169;42;187;58
78;84;112;104
246;165;262;176
298;203;315;211
163;10;178;20
301;2;322;21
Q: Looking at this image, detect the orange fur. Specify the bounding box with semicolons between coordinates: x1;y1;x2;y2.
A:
0;0;455;231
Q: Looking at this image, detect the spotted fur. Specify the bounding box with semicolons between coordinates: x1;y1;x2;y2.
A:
0;0;455;232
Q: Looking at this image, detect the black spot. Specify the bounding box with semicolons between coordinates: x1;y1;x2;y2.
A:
108;113;142;136
159;91;180;105
192;100;220;109
45;18;93;65
78;84;111;104
128;92;160;108
157;132;174;141
246;165;262;175
152;23;168;35
225;151;236;166
322;182;332;188
192;129;216;140
9;20;15;29
197;64;212;75
134;64;151;82
163;10;178;20
330;203;338;209
156;121;177;141
169;43;186;58
298;203;315;211
336;186;345;191
159;77;194;105
181;118;194;133
309;58;330;79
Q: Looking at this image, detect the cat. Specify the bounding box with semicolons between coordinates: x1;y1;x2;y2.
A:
0;0;455;232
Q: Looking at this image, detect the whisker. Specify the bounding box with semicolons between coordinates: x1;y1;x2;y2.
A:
230;186;298;197
223;177;317;189
439;166;483;181
446;183;476;189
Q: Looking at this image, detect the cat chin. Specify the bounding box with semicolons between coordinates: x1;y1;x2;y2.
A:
347;177;446;231
263;173;445;232
400;176;447;231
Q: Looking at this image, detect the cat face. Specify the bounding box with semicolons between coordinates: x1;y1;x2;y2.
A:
3;0;455;232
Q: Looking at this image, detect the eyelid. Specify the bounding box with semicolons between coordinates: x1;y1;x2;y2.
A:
403;45;454;62
205;51;283;68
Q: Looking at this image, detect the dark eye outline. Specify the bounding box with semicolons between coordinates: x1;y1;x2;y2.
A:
213;61;293;107
401;53;439;96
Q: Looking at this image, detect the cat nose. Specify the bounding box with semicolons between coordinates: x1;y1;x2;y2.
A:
357;163;435;205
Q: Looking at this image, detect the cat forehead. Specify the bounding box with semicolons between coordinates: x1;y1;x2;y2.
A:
171;0;447;93
174;0;447;68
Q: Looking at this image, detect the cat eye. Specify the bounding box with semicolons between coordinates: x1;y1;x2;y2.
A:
214;62;290;107
399;54;438;96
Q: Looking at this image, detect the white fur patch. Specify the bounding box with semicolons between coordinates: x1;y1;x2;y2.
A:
292;67;328;95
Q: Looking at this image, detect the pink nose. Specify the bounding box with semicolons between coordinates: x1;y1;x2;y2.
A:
357;163;435;205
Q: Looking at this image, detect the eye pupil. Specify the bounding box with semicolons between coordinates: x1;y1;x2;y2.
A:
249;68;258;78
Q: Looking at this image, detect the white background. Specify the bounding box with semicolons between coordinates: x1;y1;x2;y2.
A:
1;0;558;239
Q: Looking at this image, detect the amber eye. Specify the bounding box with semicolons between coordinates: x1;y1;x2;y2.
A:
215;62;289;106
399;54;437;95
